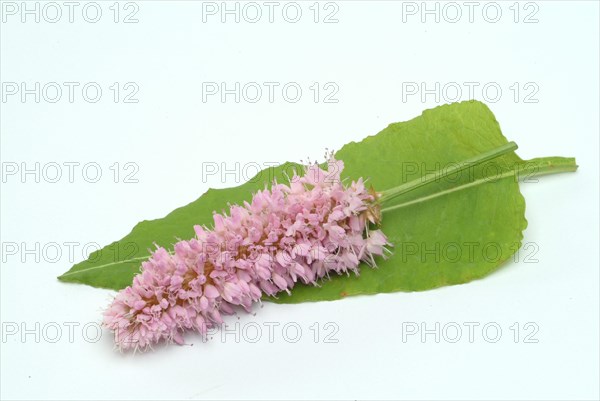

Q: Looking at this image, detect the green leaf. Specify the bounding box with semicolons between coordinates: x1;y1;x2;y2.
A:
58;101;577;302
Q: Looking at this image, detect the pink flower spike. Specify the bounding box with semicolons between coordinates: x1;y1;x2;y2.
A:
103;155;390;351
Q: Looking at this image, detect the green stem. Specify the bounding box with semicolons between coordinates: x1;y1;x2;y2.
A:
379;141;518;205
517;156;578;178
379;155;578;214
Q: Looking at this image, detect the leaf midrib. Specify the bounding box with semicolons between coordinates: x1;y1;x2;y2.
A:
59;156;576;280
58;168;519;279
58;255;150;278
380;169;518;214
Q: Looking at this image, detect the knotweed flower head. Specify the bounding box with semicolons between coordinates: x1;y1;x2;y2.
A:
103;156;391;351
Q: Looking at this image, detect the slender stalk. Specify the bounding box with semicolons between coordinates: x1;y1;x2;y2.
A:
379;141;518;205
518;157;578;178
379;155;578;214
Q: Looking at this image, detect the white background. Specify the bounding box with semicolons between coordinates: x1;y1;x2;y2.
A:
1;1;599;400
